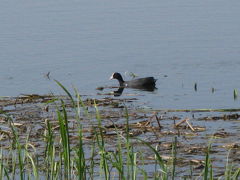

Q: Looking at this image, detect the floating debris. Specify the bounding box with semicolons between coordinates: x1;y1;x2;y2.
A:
0;95;239;178
194;83;197;91
234;89;238;100
44;71;51;80
96;86;104;91
211;87;215;93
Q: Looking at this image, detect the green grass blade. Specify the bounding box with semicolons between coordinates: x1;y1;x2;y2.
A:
54;80;75;107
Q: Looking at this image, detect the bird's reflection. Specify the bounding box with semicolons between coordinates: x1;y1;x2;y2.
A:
113;86;157;97
113;87;124;97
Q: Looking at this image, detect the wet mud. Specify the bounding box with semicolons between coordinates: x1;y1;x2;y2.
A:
0;94;239;177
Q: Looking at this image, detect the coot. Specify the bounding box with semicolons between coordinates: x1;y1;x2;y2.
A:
110;72;157;91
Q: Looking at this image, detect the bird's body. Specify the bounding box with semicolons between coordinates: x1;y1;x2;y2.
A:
110;72;157;91
124;77;156;87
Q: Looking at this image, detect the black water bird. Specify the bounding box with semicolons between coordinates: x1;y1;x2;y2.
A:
110;72;157;91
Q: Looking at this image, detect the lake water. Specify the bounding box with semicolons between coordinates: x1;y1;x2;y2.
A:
1;0;240;109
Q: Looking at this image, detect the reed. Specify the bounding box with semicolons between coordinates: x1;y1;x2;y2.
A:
0;82;239;179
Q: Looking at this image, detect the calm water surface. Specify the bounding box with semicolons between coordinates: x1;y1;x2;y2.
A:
1;0;240;109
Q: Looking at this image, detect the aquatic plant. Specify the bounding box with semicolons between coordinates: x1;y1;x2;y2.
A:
0;82;239;179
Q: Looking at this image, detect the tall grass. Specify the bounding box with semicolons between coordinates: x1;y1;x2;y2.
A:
0;82;239;179
203;143;213;180
57;100;71;179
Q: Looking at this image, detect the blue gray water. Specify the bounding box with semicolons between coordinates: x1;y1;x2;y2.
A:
1;0;240;109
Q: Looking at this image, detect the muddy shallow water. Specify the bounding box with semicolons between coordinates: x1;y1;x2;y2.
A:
1;94;239;178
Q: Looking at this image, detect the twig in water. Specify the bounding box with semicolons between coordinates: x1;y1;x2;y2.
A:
175;118;190;127
175;118;195;132
155;115;161;130
185;119;195;132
